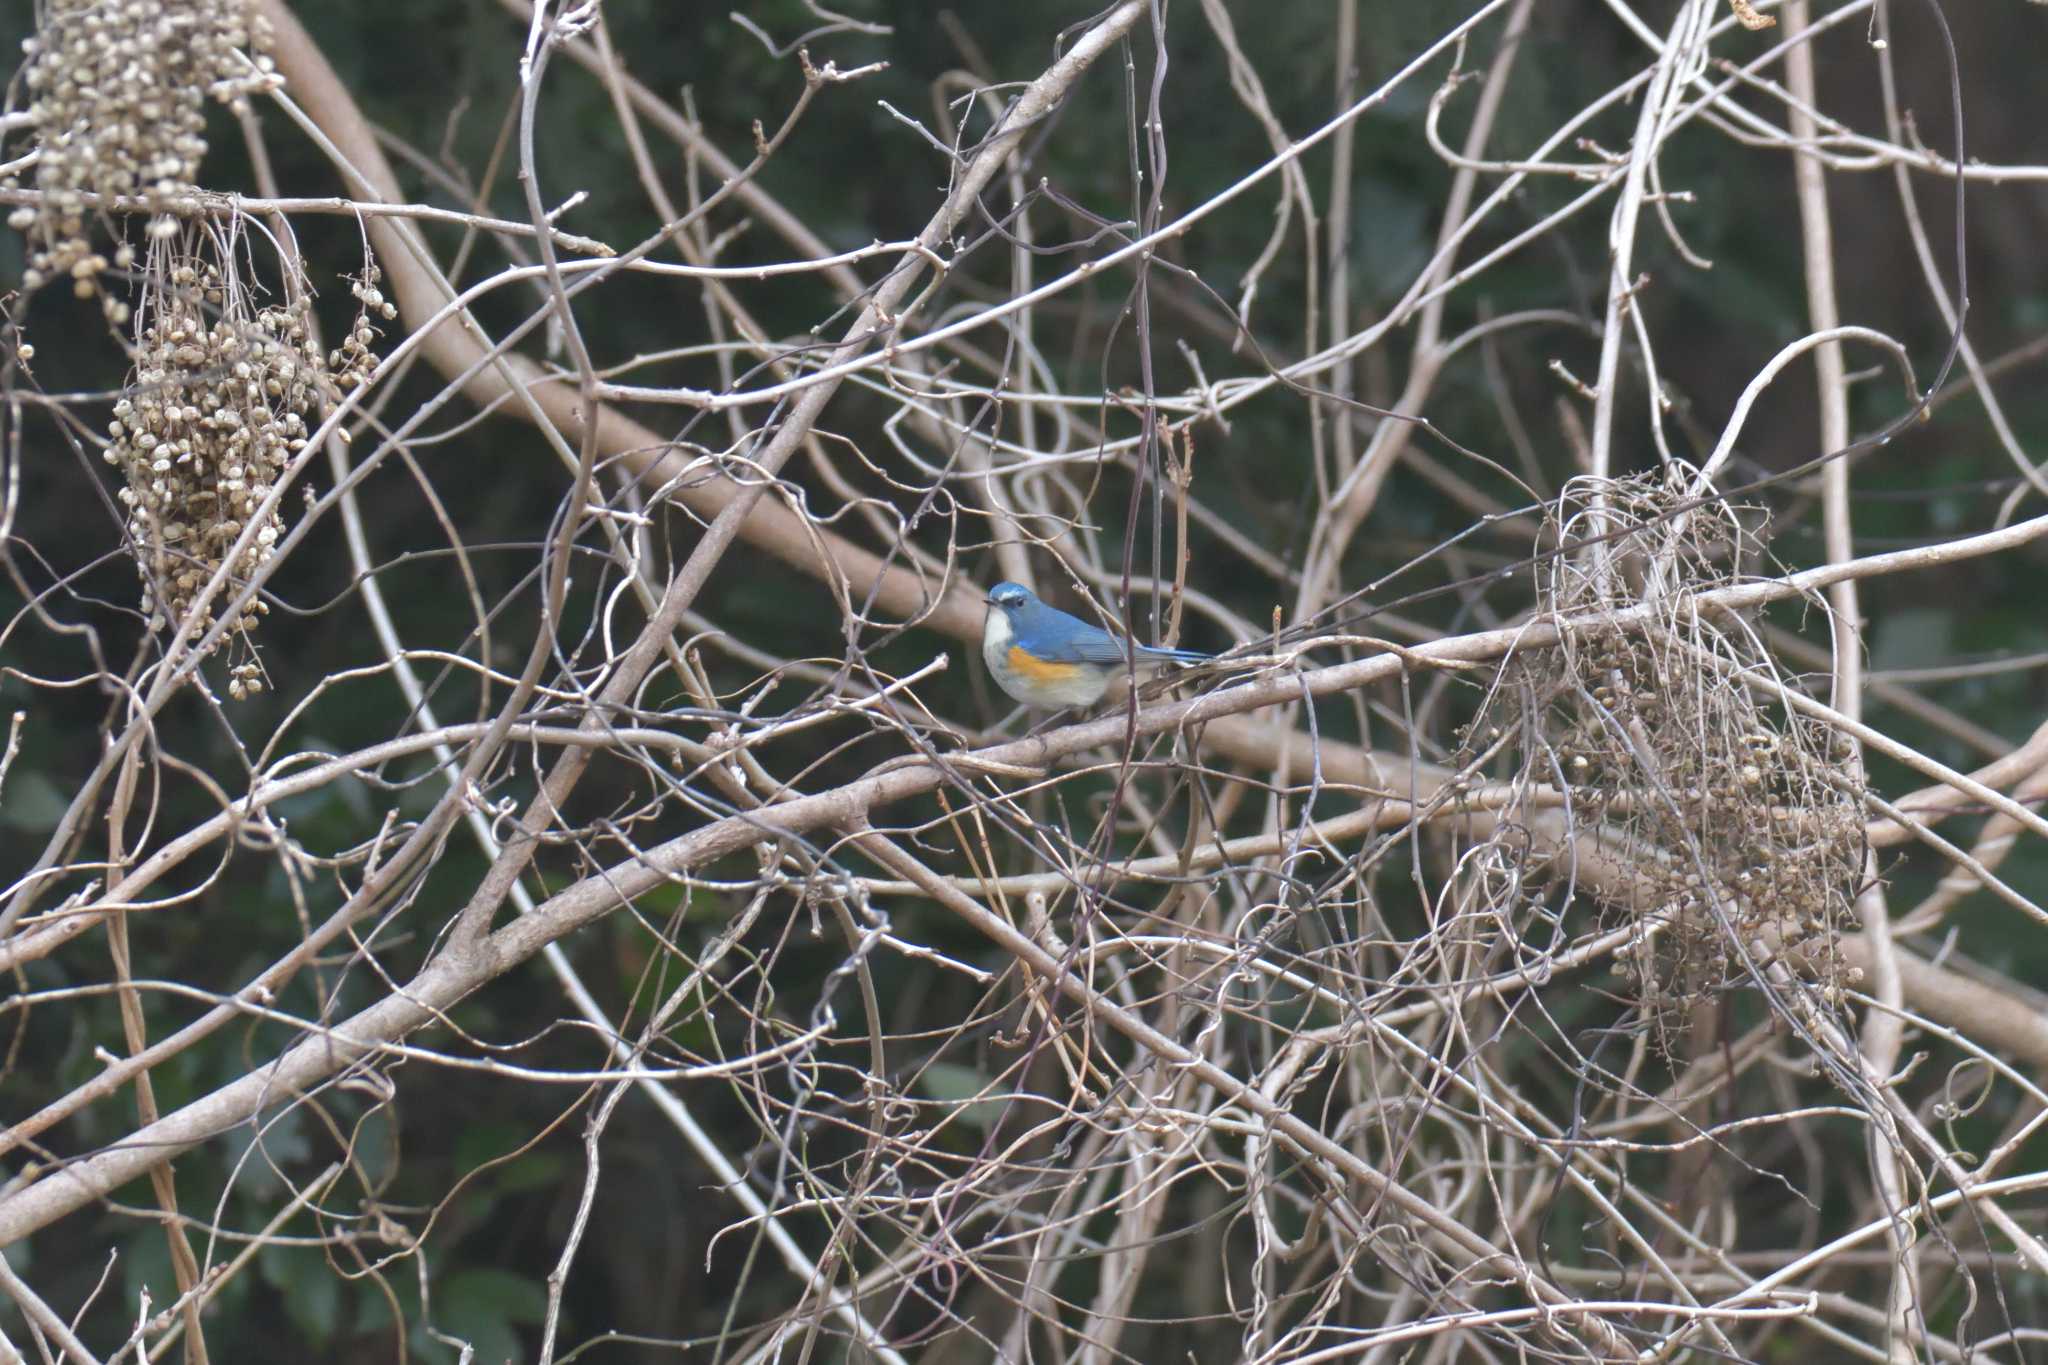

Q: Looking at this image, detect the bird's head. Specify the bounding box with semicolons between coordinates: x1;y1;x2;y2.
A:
986;581;1032;613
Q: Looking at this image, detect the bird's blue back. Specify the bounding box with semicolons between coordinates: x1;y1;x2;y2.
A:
1008;596;1209;666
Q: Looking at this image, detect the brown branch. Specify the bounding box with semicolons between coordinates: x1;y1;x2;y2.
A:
256;0;989;639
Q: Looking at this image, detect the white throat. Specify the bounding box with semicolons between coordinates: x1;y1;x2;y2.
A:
981;606;1015;672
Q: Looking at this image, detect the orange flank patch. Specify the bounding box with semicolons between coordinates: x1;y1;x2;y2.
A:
1007;645;1083;685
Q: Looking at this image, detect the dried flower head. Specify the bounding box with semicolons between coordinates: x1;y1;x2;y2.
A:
1462;466;1866;1047
5;0;280;316
108;220;328;682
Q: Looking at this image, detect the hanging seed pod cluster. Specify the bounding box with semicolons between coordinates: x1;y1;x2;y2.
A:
1481;469;1867;1045
4;0;278;317
107;227;328;696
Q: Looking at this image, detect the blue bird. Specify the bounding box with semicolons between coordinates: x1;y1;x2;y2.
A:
981;581;1211;709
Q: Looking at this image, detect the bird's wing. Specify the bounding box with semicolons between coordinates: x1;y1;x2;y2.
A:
1017;604;1207;666
1015;604;1133;665
1032;629;1132;666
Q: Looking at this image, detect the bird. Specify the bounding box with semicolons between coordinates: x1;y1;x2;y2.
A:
981;580;1211;709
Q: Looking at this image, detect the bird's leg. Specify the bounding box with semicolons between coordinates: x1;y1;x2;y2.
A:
1023;706;1077;738
977;702;1033;743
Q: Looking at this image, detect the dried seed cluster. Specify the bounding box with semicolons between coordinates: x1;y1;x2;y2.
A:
1552;624;1865;1036
109;238;325;694
4;0;279;314
330;267;396;393
1465;468;1866;1044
